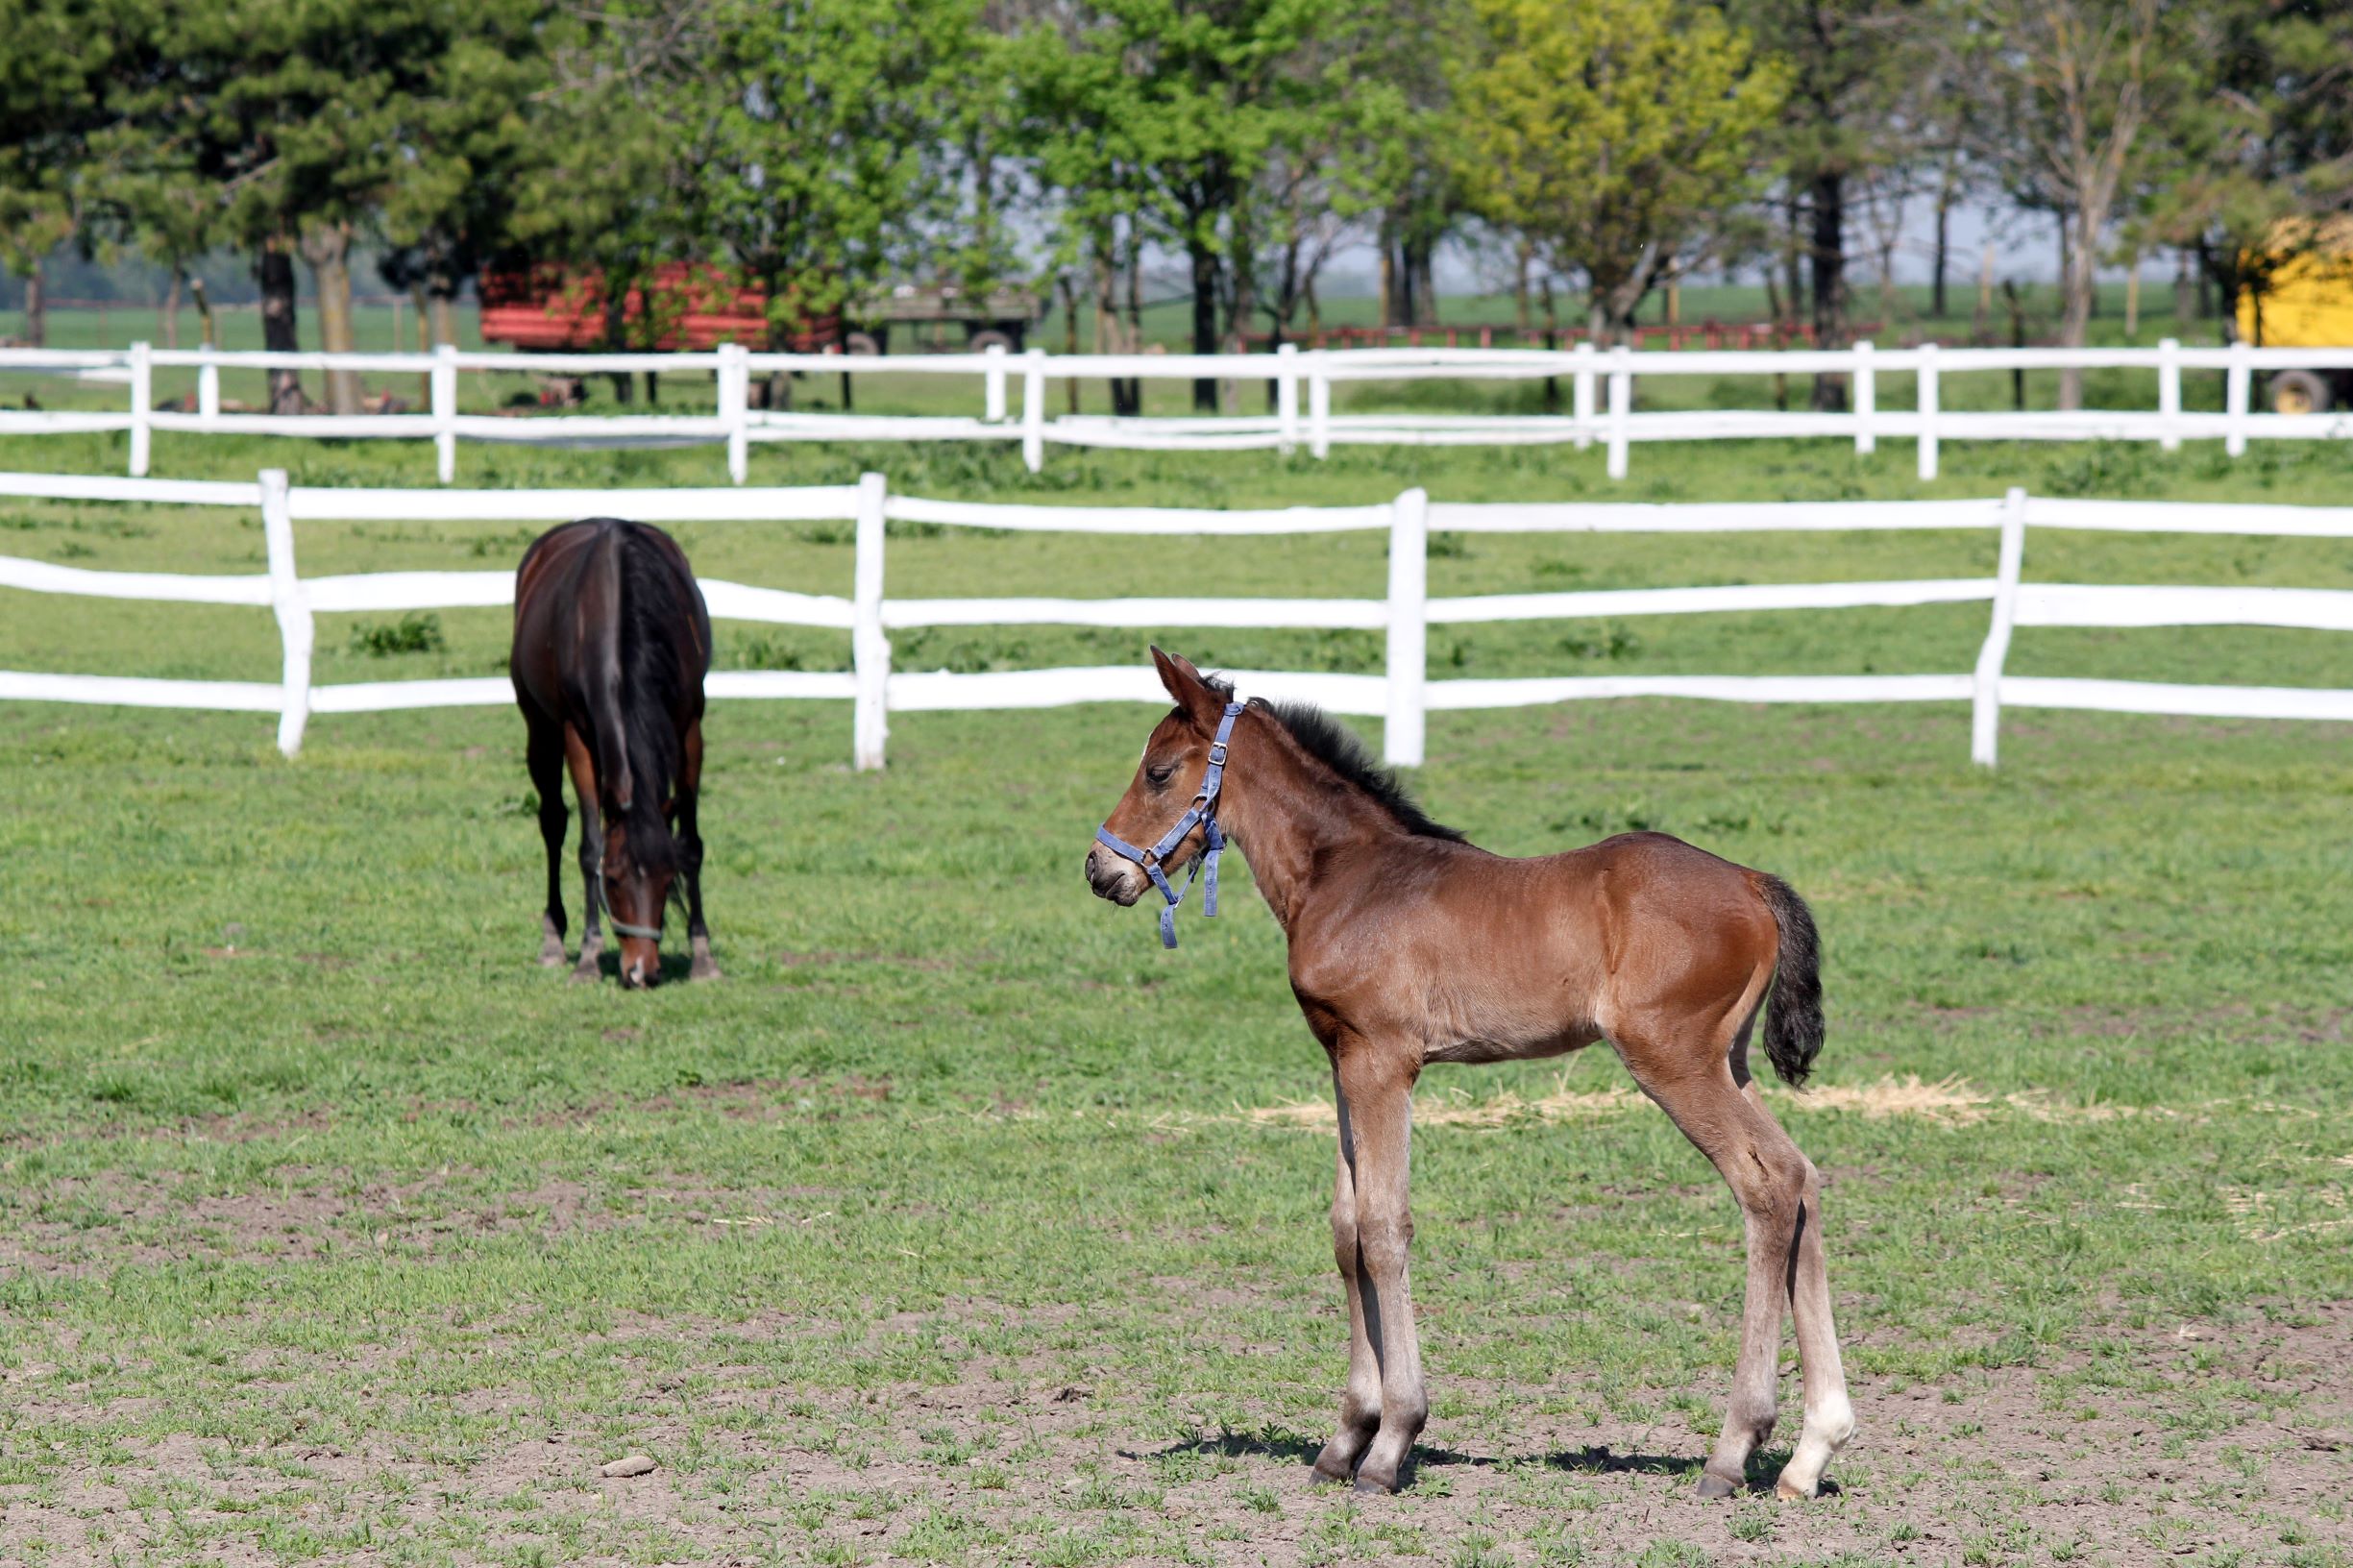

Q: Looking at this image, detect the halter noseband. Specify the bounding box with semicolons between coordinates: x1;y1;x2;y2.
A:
1094;701;1243;949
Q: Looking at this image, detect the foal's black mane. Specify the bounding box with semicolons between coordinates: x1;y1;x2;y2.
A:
1195;670;1464;842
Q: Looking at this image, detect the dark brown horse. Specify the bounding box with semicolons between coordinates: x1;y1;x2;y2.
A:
1087;649;1852;1501
511;518;718;989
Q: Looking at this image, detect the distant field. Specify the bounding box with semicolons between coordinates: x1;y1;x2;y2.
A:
2;436;2349;1566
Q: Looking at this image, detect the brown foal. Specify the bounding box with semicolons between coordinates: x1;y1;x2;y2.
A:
1085;650;1854;1501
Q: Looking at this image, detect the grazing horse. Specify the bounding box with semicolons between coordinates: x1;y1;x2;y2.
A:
510;518;718;989
1086;649;1853;1501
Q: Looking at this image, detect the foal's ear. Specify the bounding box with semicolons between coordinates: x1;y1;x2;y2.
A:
1150;646;1226;729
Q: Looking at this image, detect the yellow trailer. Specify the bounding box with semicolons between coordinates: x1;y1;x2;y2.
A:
2235;218;2353;413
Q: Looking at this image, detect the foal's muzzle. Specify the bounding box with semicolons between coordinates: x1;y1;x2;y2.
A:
1085;846;1144;905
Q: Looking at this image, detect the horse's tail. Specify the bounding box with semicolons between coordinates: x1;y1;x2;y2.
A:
1752;871;1825;1088
586;522;636;811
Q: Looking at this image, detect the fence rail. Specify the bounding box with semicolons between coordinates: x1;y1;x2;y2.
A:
4;340;2352;482
3;469;2352;767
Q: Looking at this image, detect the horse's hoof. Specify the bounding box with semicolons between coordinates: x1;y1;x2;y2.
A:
1695;1471;1739;1500
1351;1470;1399;1495
568;964;601;985
1774;1477;1817;1503
1309;1454;1355;1485
538;946;567;968
690;959;722;982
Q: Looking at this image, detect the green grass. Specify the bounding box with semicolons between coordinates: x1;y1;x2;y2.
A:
1;434;2349;1564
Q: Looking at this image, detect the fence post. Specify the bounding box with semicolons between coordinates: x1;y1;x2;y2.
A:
1971;486;2027;769
2156;337;2182;453
2225;340;2251;457
1385;487;1429;768
198;346;220;422
128;341;153;478
1916;342;1940;481
1020;348;1046;472
259;468;315;758
1572;341;1597;450
1605;345;1631;480
984;342;1008;423
432;343;459;484
1852;340;1875;455
1275;342;1299;455
719;343;749;485
1309;357;1332;458
851;471;890;772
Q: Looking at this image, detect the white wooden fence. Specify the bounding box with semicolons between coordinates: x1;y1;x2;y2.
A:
3;468;2351;769
5;341;2352;482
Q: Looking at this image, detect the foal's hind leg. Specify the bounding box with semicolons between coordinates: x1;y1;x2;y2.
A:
1619;1034;1851;1500
1733;1075;1853;1500
527;719;570;967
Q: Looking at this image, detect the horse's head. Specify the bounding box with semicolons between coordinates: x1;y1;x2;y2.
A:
601;803;679;990
1086;648;1238;912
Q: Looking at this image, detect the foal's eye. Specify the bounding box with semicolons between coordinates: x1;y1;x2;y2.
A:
1145;761;1177;787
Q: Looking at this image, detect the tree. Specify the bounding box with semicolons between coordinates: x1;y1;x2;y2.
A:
377;1;554;351
1960;0;2189;406
0;0;120;346
1729;0;1941;407
2137;0;2353;343
1452;0;1788;342
699;0;969;348
1028;0;1374;409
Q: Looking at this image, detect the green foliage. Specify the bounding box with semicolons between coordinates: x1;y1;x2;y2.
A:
347;611;447;657
1451;0;1789;328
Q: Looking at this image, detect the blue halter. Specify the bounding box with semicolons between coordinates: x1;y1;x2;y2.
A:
1095;701;1243;949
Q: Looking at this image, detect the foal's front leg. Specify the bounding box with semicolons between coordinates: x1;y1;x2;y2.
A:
1311;1070;1385;1483
1330;1049;1427;1493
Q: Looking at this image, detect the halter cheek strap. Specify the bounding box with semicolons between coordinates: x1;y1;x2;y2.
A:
1094;701;1242;949
592;856;666;942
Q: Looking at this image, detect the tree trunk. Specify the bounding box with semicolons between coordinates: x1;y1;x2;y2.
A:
1120;218;1143;416
23;258;44;348
258;235;305;415
300;221;362;415
2173;250;2194;329
1973;239;1995;340
1060;273;1080;415
2057;207;2098;408
1931;183;1952;319
2123;251;2140;338
162;270;183;351
1407;236;1437;327
1379;237;1399;329
1513;242;1532;333
1809;171;1847;411
1189;240;1219;412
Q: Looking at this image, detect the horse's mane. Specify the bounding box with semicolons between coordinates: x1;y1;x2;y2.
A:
570;520;693;889
1194;668;1465;842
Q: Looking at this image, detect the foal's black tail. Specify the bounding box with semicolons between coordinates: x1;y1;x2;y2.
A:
1753;872;1825;1088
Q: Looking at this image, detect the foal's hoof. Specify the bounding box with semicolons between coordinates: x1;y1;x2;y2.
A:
1695;1471;1740;1500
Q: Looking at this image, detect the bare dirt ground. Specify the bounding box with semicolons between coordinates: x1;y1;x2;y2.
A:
4;1290;2344;1567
